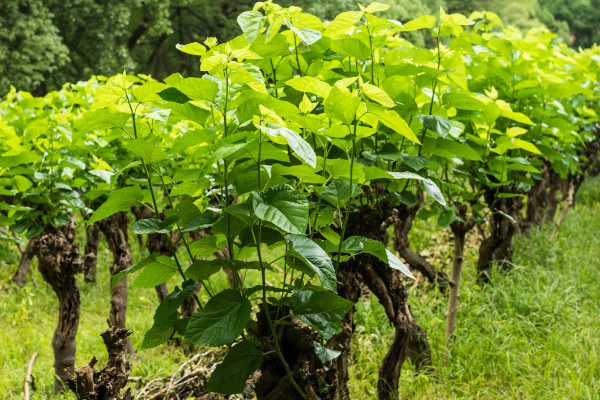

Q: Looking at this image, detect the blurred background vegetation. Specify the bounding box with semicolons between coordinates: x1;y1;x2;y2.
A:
1;0;599;97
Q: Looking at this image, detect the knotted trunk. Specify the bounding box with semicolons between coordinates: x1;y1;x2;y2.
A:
98;212;135;355
477;187;523;284
392;197;450;293
12;239;34;287
31;223;84;392
67;327;133;400
254;203;429;400
83;222;102;283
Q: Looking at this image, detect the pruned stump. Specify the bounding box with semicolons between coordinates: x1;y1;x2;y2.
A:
67;327;133;400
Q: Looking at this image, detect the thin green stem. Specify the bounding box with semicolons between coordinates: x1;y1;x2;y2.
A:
126;91;203;309
335;121;358;268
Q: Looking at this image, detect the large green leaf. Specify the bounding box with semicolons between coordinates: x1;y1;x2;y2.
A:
185;289;252;347
287;234;337;291
238;11;265;45
285;18;322;45
75;108;130;133
342;236;415;279
417;115;453;138
205;340;263;394
134;256;178;288
154;280;195;325
285;76;332;98
258;123;317;168
88;186;143;224
319;180;361;209
387;172;446;206
288;286;353;339
199;142;248;175
111;252;158;289
125;139;169;163
131;215;181;234
331;38;371;61
252;184;309;234
324;85;360;125
367;106;420;143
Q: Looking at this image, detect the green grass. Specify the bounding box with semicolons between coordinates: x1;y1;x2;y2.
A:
1;179;599;399
0;239;189;400
349;177;600;399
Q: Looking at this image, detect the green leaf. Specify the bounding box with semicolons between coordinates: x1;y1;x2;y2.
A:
324;85;360;125
133;81;167;102
111;252;158;289
200;142;248;175
185;260;221;281
323;11;363;38
426;138;483;161
185;289;252;346
416;115;453;137
258;123;317;168
342;236;415;279
387;172;446;206
401;15;436;31
238;11;265;44
319;180;361;209
252;184;309;234
285;76;331;98
158;87;191;104
154;280;195;325
285;18;322;45
182;212;215;232
205;340;263;394
287;234;337;292
134;256;178;288
422;178;447;206
88;186;143;224
331;38;371;61
141;322;173;349
176;42;207;56
442;92;484;110
125;139;169;164
361;82;395;107
189;235;222;258
165;75;219;102
288;286;353;339
313;341;341;369
131;215;181;234
75;108;130;133
367;106;420;143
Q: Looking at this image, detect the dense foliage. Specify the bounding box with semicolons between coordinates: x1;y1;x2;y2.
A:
1;1;600;399
2;0;599;96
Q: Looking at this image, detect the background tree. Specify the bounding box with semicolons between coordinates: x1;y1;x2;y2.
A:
0;0;69;96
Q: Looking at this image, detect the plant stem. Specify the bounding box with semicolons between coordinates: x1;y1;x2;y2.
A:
126;92;203;308
336;121;358;268
255;136;307;397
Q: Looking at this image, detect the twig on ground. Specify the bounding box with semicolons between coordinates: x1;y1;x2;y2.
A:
24;352;38;400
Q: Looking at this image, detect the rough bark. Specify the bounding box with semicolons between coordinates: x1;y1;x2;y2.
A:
83;223;102;283
476;187;522;284
392;199;450;293
254;305;324;400
31;223;84;392
12;239;34;287
66;327;133;400
352;205;431;399
445;204;475;343
254;202;428;400
98;212;134;355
